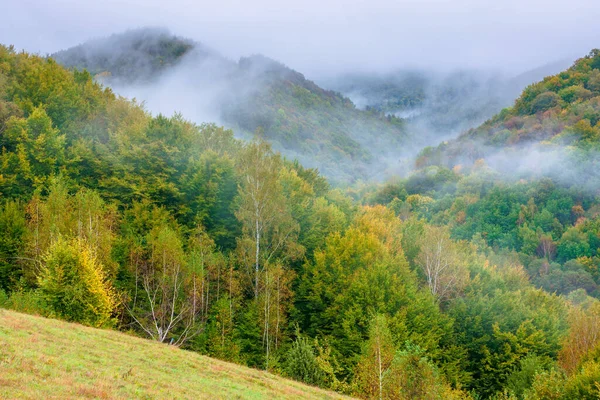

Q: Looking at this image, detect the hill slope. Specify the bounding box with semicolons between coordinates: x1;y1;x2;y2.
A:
0;309;349;399
52;28;408;184
415;50;600;190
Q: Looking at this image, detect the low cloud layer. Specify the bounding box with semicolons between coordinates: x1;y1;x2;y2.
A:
3;0;600;78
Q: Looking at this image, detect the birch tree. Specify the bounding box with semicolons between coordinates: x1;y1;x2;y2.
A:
417;225;469;302
354;314;395;400
235;140;300;298
259;263;294;370
235;140;302;368
127;225;203;346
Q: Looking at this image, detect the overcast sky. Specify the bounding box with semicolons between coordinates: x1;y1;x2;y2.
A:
2;0;600;77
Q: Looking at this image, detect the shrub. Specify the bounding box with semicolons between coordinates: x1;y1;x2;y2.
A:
283;336;324;386
38;238;117;327
0;288;54;317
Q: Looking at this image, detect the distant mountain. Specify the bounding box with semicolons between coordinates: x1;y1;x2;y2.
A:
52;28;409;184
508;58;574;92
319;60;571;144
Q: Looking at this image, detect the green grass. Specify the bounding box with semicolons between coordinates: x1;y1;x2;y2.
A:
0;309;351;399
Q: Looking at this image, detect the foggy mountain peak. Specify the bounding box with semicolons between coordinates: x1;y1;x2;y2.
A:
51;27;218;84
49;28;413;184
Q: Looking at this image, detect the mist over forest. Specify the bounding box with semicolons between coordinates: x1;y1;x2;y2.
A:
2;2;600;399
50;28;576;185
320;59;571;143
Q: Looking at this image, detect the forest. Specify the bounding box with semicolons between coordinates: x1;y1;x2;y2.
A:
1;42;600;400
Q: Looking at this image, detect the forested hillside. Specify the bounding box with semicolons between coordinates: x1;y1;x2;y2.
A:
357;50;600;397
52;29;408;184
417;49;600;182
1;43;600;400
364;50;600;305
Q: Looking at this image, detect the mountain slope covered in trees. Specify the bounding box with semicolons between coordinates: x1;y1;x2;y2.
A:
52;28;198;84
416;50;600;186
363;50;600;304
52;28;408;184
1;43;600;400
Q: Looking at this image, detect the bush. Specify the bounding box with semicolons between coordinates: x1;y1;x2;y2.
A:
38;238;117;327
283;336;324;386
0;288;54;317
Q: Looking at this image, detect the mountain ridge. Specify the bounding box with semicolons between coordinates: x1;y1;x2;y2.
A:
413;49;600;191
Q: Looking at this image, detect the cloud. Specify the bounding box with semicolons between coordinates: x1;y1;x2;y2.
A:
3;0;600;78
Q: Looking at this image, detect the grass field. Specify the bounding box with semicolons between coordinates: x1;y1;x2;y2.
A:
0;309;350;399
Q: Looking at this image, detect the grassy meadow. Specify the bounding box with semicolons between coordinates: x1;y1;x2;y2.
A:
0;309;350;399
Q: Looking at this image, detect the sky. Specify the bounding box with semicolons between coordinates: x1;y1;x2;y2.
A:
2;0;600;77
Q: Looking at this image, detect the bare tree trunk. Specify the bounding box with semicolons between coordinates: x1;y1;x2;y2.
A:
275;274;280;350
229;265;234;325
255;216;260;299
263;268;271;370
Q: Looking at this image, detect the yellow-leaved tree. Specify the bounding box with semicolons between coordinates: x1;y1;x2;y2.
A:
38;238;117;327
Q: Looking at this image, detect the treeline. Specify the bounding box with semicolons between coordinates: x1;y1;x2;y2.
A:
1;44;600;399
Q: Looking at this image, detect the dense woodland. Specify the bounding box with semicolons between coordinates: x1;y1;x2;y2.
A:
1;42;600;400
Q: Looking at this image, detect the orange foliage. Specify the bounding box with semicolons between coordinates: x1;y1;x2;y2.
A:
558;303;600;374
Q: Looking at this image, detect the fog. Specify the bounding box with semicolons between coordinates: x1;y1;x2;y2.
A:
463;144;600;194
4;0;600;186
41;26;600;185
3;0;600;78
